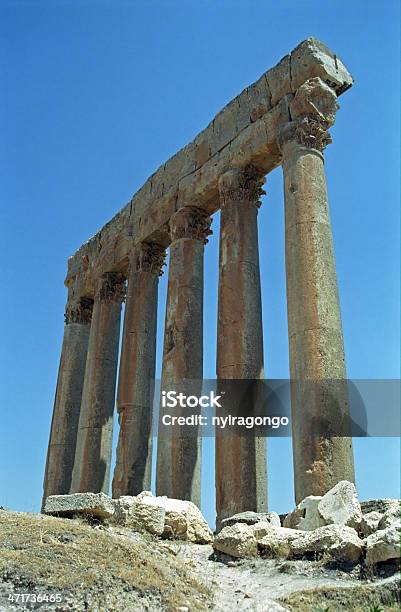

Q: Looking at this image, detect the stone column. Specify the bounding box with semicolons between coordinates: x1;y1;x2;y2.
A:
216;167;267;526
156;207;211;506
112;242;165;498
42;297;93;506
71;272;125;494
278;77;355;503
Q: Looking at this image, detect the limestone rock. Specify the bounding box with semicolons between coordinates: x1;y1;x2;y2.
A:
44;493;115;519
113;496;165;535
141;495;212;544
257;526;303;559
378;502;400;530
221;511;281;530
360;511;383;537
213;523;258;558
290;524;363;563
283;496;325;531
361;498;400;515
365;524;401;565
318;481;362;529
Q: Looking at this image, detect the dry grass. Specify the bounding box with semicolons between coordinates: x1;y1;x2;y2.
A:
0;510;212;611
280;580;401;612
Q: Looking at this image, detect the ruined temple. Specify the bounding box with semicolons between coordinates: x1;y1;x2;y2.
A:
43;38;355;525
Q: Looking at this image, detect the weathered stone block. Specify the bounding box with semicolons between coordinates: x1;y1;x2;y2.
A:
213;523;258;558
283;495;325;531
290;37;353;95
365;524;401;565
290;524;363;563
318;481;362;529
44;493;115;519
221;511;280;530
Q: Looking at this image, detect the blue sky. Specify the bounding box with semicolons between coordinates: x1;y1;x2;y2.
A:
0;1;399;527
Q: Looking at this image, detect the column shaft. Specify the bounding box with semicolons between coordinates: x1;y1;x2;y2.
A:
279;77;355;503
216;167;267;526
42;298;93;506
71;273;125;494
156;207;211;506
112;243;165;498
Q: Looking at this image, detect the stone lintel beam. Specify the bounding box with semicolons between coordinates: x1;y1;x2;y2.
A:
65;39;353;298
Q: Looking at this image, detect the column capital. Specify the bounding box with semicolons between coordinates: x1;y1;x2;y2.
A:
64;297;94;325
278;77;339;154
169;206;212;244
130;242;166;276
96;272;126;303
218;166;266;208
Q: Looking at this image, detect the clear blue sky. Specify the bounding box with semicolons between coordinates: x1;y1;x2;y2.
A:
0;1;399;527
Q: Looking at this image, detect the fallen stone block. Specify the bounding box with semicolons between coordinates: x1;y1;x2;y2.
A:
360;511;383;537
378;502;401;530
361;498;400;515
318;481;362;529
221;511;281;530
365;524;401;565
283;496;325;531
290;524;363;563
213;523;258;558
44;493;115;520
113;495;165;535
257;525;303;559
140;495;212;544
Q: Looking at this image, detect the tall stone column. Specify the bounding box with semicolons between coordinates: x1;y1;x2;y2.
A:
112;242;166;498
42;297;93;506
278;77;355;503
156;207;211;506
71;272;125;494
216;167;267;526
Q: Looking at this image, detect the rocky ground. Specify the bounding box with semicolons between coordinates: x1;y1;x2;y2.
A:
0;507;399;612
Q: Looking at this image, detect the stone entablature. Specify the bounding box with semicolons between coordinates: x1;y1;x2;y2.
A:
65;38;352;300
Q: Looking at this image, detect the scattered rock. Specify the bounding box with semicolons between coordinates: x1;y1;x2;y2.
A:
213;523;258;558
44;493;115;520
378;502;400;530
361;498;400;515
258;526;303;559
221;511;281;530
140;495;212;543
359;511;383;537
113;495;165;535
318;481;362;529
290;524;363;563
365;524;401;565
283;496;325;531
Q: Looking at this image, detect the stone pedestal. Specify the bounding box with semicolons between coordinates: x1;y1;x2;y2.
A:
278;78;355;503
156;207;211;506
215;167;267;527
71;273;125;494
112;243;165;498
42;297;93;506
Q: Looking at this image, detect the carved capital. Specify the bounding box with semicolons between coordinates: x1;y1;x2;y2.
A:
97;272;126;303
278;77;338;154
170;207;212;244
130;242;166;276
218;166;266;208
65;297;94;325
278;116;332;152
